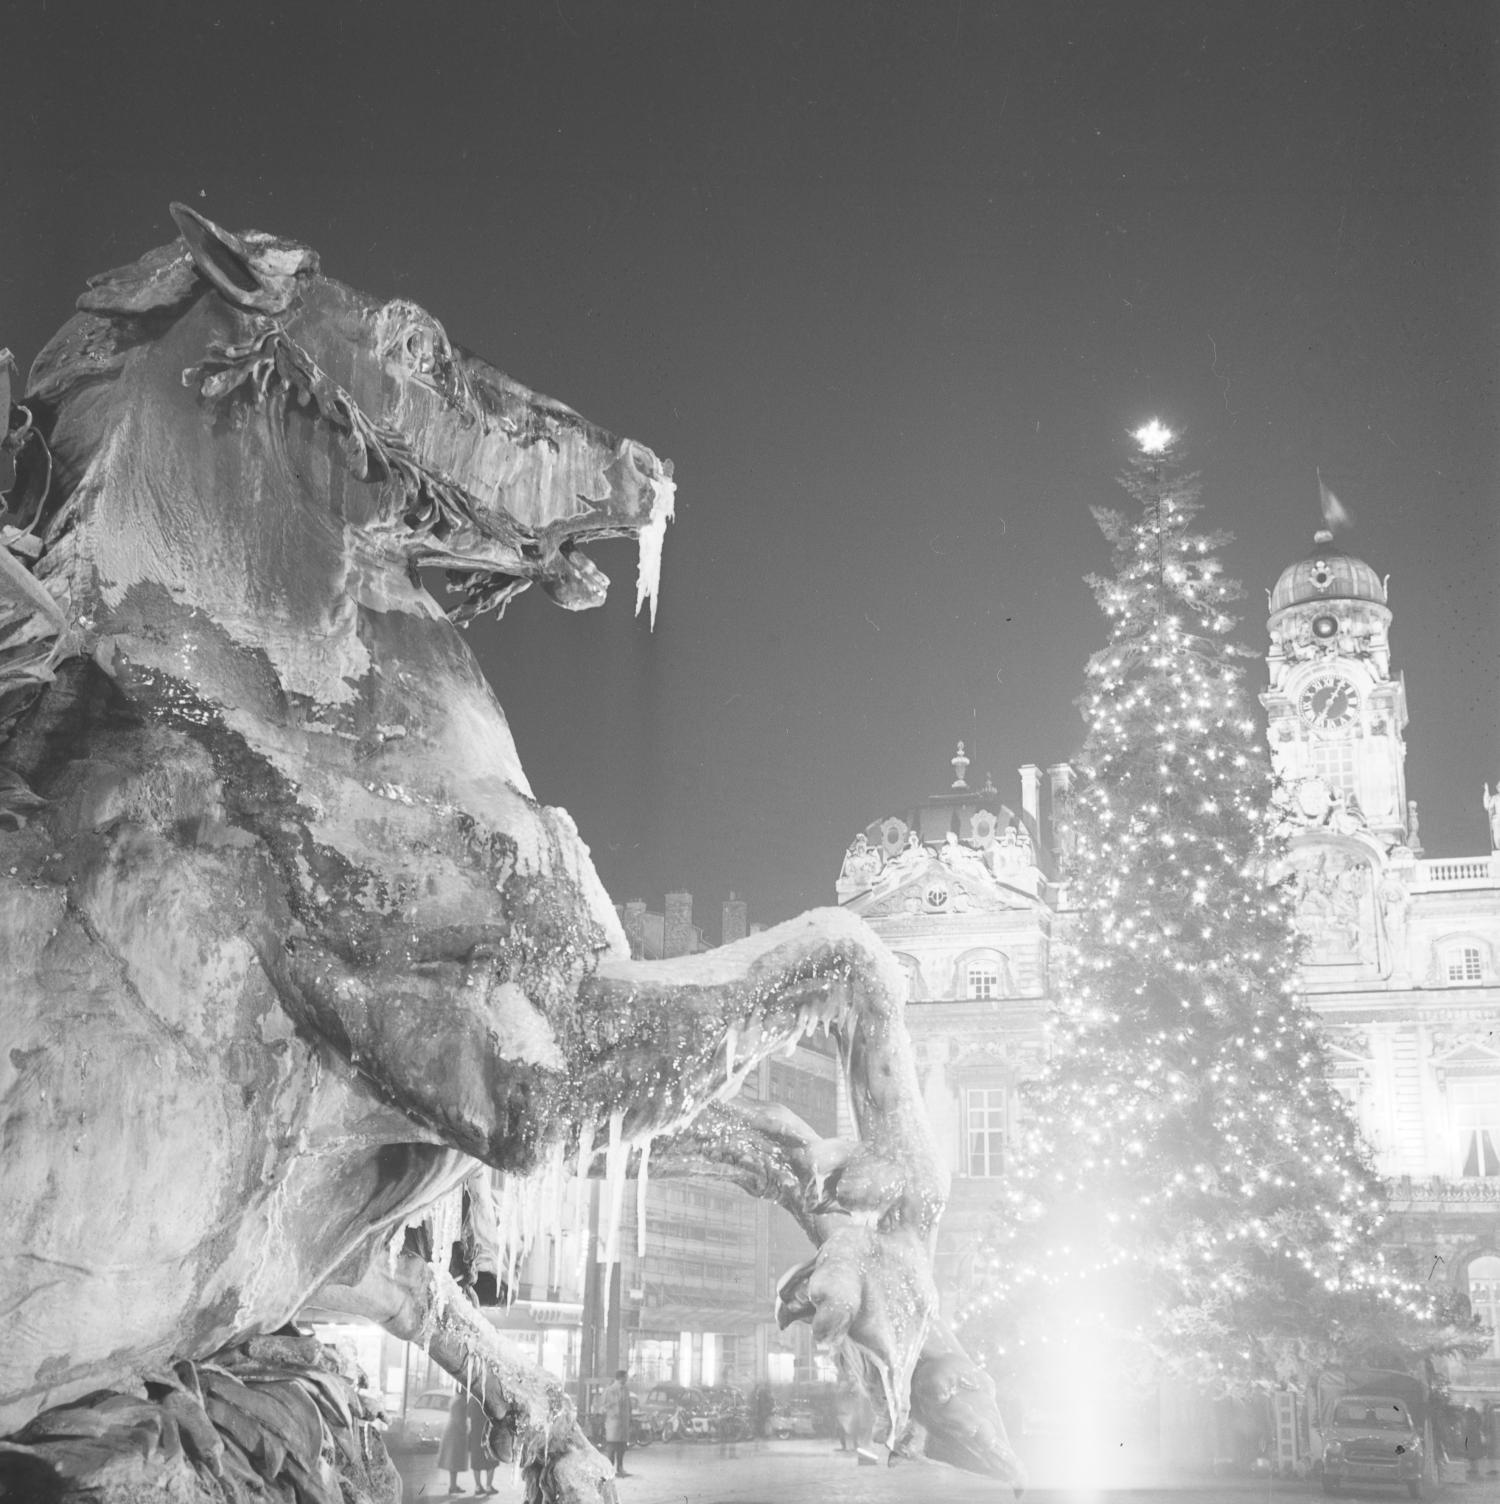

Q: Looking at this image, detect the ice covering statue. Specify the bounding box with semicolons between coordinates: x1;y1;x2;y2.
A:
0;208;1024;1503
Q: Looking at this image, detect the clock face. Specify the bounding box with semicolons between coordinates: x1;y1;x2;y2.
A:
1298;670;1359;734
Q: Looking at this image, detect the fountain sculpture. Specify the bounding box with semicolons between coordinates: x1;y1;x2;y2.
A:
0;207;1023;1502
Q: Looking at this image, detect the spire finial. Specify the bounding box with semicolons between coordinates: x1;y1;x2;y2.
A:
951;741;970;790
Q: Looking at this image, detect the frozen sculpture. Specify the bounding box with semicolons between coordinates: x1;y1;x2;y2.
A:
0;208;1024;1503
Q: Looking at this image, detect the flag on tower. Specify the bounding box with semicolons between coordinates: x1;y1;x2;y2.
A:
1317;469;1352;531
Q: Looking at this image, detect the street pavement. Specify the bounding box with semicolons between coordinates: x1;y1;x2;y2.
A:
393;1437;1500;1504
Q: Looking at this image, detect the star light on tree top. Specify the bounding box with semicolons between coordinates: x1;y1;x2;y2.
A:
1132;418;1175;454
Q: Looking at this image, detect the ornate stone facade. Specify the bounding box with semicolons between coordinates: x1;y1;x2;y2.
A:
837;533;1500;1408
834;752;1065;1303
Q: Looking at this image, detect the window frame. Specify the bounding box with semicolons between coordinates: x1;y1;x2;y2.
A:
1449;1077;1500;1179
966;963;1000;1001
964;1085;1007;1178
1444;944;1484;985
1466;1254;1500;1360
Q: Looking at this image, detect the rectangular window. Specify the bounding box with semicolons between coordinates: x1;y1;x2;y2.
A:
966;965;999;1001
965;1087;1006;1177
1446;946;1483;984
1461;1129;1500;1178
1450;1079;1500;1178
1467;1257;1500;1360
1309;740;1357;800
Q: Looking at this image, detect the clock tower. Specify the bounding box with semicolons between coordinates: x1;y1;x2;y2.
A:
1262;528;1410;847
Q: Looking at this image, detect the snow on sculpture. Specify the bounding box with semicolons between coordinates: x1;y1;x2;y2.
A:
0;208;1024;1503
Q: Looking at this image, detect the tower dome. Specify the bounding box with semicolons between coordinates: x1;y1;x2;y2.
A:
1269;529;1386;614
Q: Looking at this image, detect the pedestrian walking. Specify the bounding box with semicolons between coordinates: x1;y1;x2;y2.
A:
437;1390;469;1495
467;1390;497;1495
602;1368;633;1478
752;1383;773;1440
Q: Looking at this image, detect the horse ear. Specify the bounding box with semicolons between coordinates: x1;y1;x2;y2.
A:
169;203;300;315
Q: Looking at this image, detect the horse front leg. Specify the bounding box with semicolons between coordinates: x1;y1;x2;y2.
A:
313;1244;614;1504
647;1099;1026;1495
574;908;948;1443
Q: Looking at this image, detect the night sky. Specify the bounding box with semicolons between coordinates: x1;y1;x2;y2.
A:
4;3;1496;935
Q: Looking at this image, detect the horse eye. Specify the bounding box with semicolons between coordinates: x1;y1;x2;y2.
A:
404;329;437;373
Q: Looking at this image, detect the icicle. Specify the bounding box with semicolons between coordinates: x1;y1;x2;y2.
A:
499;1176;517;1306
491;1176;511;1302
633;464;676;629
724;1024;737;1086
517;1172;536;1305
573;1121;596;1290
573;1122;595;1226
543;1140;566;1271
522;1161;548;1300
431;1186;462;1279
636;1135;653;1261
602;1110;628;1270
503;1173;519;1303
513;1168;533;1304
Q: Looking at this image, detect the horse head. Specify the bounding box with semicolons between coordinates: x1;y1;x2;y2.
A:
175;204;675;620
23;204;673;714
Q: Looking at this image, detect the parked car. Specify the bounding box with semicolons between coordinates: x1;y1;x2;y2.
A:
639;1383;700;1440
766;1383;835;1439
1321;1394;1426;1498
386;1388;453;1452
771;1400;818;1439
686;1387;748;1442
651;1386;715;1441
698;1389;749;1437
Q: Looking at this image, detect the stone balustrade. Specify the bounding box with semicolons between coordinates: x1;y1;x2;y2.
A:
1387;1175;1500;1207
1410;855;1500;891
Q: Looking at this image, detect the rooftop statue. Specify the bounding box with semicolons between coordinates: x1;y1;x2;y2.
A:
0;209;1023;1503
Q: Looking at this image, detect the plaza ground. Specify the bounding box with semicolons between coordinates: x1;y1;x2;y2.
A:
394;1436;1500;1504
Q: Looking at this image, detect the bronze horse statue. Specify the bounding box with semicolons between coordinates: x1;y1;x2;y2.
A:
0;207;1024;1503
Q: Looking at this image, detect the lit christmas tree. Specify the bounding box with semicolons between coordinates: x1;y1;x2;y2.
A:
960;423;1452;1399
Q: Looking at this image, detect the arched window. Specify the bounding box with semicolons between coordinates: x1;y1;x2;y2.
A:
1466;1255;1500;1360
967;962;1000;1000
952;947;1012;1000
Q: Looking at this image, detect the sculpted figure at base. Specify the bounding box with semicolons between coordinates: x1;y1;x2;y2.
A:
0;209;1023;1503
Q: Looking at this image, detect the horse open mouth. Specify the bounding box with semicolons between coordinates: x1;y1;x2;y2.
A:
433;454;675;625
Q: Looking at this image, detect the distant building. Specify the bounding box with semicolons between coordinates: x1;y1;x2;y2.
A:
833;526;1500;1459
834;749;1067;1304
1260;530;1500;1413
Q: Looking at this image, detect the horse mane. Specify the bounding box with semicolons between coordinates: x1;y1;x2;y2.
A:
1;236;236;636
0;349;73;766
0;240;226;760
